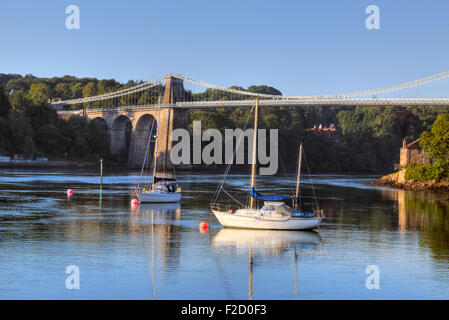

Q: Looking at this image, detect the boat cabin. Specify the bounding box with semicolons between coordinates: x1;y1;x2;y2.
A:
153;181;178;193
260;201;292;216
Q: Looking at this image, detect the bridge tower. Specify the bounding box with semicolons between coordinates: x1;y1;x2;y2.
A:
127;74;190;169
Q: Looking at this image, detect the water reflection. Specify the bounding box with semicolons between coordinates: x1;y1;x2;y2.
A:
137;203;182;221
1;170;449;299
212;229;322;256
395;190;449;260
212;229;322;299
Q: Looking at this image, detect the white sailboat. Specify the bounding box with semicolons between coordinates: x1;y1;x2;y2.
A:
211;99;324;230
135;100;181;203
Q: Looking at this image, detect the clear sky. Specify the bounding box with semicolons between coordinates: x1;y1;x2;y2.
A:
1;0;449;97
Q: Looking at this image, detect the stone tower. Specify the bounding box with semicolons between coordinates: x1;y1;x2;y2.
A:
152;75;189;170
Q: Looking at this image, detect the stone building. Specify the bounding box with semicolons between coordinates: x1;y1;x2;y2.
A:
399;138;431;167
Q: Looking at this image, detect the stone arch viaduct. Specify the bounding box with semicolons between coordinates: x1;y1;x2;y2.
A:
59;76;189;168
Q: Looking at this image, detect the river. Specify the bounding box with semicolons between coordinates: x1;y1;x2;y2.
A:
0;169;448;299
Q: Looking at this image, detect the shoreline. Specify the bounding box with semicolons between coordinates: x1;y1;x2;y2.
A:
0;160;98;169
370;170;449;192
0;160;388;175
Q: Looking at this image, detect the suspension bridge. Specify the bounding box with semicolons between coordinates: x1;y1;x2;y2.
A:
52;72;449;168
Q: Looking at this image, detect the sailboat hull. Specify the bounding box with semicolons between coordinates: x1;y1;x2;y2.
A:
138;191;181;203
212;210;321;230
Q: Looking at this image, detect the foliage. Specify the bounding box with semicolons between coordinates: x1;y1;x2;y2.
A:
1;73;449;172
28;83;50;105
0;85;11;118
0;86;109;161
82;82;97;98
405;164;441;181
404;114;449;181
55;83;72;99
420;114;449;164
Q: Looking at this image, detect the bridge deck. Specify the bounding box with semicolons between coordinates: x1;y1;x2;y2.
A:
56;98;449;115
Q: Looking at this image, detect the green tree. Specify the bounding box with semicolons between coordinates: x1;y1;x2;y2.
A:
62;116;89;158
35;124;68;157
97;79;119;94
28;83;50;105
7;108;35;157
0;85;11;118
87;119;110;159
420;114;449;164
0;116;10;154
71;82;84;98
82;82;97;97
6;78;30;93
55;83;72;99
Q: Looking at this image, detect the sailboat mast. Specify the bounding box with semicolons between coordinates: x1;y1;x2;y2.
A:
249;99;259;209
152;97;162;182
295;143;303;202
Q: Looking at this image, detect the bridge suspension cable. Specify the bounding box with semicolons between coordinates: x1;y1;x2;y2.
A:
328;70;449;98
174;70;449;100
53;70;449;106
172;74;291;99
51;76;164;105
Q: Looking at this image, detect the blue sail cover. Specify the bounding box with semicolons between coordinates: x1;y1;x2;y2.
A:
251;187;293;201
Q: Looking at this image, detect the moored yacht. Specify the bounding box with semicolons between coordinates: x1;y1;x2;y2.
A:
135;99;181;203
210;99;324;230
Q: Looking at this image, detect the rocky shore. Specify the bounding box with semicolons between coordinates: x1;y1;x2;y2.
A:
371;170;449;192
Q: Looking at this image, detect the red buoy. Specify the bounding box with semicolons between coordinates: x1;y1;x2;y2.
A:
131;198;140;209
199;221;209;233
67;189;73;197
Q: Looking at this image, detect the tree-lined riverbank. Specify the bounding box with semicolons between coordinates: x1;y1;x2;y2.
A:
371;114;449;192
2;73;449;173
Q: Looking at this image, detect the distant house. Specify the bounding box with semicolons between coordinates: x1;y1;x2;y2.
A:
307;123;341;142
399;138;431;167
307;123;337;133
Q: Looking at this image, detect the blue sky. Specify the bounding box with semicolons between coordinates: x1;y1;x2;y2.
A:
1;0;449;97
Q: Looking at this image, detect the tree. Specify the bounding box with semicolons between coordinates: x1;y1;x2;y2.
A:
7;108;35;157
55;83;72;99
0;116;10;154
420;114;449;164
0;85;11;118
62;116;89;158
25;103;58;133
82;82;97;97
28;83;50;105
10;90;31;111
35;124;68;157
71;82;84;98
88;119;110;159
247;85;282;96
6;78;30;93
97;79;119;94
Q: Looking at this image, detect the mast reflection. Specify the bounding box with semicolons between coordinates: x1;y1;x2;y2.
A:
137;203;182;299
212;229;322;299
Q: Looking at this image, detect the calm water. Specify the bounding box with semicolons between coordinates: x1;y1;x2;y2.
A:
0;169;448;299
